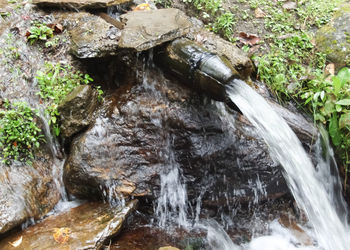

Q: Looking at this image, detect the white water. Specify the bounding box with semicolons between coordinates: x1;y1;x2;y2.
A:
226;79;349;250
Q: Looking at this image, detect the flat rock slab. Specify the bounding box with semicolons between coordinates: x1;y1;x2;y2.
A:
68;12;121;58
33;0;132;9
119;8;191;51
0;200;138;250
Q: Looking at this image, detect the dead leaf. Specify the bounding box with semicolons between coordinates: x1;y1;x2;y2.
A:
9;236;23;248
53;228;71;244
133;3;151;11
325;63;335;76
255;8;265;18
47;23;64;33
238;32;261;46
282;2;297;10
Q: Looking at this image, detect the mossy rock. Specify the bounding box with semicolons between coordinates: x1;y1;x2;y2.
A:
316;3;350;70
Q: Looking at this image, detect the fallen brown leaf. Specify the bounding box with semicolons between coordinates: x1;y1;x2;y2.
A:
255;8;266;18
239;32;261;46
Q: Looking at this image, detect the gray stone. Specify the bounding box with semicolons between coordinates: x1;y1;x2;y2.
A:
69;12;121;58
316;3;350;70
33;0;132;9
0;153;60;234
118;8;192;51
0;200;138;249
58;85;99;139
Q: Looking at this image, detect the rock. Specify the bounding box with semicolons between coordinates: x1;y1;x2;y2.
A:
33;0;132;9
316;3;350;70
0;154;60;234
118;8;192;51
185;20;254;79
0;200;138;249
282;2;297;10
64;67;292;207
58;85;99;139
69;12;121;58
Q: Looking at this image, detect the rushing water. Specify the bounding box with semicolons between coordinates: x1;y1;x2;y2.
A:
225;79;349;250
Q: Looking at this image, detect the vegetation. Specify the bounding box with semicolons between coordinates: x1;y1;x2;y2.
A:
0;100;44;164
27;22;54;45
154;0;349;175
36;62;93;136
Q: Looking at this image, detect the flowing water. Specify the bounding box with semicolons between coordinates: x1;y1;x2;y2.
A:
225;79;349;250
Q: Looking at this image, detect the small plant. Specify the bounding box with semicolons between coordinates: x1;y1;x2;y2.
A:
36;62;94;136
0;100;44;164
299;68;350;168
27;22;53;45
95;86;104;103
211;12;235;40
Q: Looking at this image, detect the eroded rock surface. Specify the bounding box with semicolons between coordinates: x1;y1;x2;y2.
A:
68;12;121;58
316;3;350;70
119;8;191;51
58;85;99;139
33;0;132;9
0;154;60;234
64;67;293;207
0;200;138;249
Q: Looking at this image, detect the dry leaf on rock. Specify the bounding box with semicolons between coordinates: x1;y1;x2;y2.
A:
133;3;151;11
8;236;23;248
53;228;71;244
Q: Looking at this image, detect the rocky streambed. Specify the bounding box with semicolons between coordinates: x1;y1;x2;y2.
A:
0;0;346;249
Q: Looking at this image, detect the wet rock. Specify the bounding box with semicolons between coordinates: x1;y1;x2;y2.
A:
69;12;121;58
64;68;291;206
155;38;239;102
185;21;254;79
0;200;138;249
316;3;350;70
0;154;60;234
118;8;191;51
58;85;99;139
33;0;132;9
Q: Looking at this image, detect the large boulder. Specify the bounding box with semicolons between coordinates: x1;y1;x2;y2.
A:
0;152;60;234
118;8;192;51
316;3;350;70
58;85;99;139
0;200;138;249
64;68;300;207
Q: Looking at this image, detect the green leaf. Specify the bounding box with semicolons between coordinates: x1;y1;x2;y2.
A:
336;99;350;106
332;76;342;95
337;67;350;85
329;115;342;146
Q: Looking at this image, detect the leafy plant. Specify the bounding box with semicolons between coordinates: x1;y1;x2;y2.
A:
299;68;350;169
210;12;236;40
27;22;53;45
36;62;93;136
0;100;44;164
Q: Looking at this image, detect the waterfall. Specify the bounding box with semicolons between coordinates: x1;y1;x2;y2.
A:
225;79;349;250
